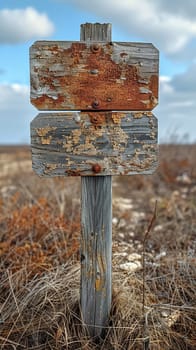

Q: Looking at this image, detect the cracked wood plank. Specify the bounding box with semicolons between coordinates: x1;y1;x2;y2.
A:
30;41;159;111
80;23;112;338
31;111;158;177
81;175;112;337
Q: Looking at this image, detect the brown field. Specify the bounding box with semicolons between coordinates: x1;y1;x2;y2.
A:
0;145;196;349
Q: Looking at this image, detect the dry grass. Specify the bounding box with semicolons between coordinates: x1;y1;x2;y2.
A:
0;145;196;349
0;260;195;349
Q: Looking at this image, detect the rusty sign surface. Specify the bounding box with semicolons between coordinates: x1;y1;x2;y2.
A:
31;112;158;176
30;41;159;111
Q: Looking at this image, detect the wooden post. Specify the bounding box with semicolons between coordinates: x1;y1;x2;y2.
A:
30;21;159;339
80;23;112;337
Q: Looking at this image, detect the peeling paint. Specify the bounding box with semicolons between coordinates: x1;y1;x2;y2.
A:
31;112;158;176
30;41;159;111
36;126;57;137
133;112;145;119
140;87;152;94
44;163;57;173
41;136;52;145
111;113;124;124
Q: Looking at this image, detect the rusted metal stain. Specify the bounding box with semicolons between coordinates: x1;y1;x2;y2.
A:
31;111;158;176
92;164;102;173
30;41;159;111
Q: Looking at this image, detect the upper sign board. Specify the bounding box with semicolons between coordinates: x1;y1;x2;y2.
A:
30;41;159;111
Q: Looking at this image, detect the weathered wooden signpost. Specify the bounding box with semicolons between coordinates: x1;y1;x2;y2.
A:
30;23;159;337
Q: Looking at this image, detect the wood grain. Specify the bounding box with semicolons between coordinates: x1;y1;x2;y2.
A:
31;112;158;177
81;175;112;336
80;23;112;338
30;41;159;111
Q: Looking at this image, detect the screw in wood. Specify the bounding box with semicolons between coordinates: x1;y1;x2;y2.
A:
91;44;100;53
92;100;99;109
92;164;102;173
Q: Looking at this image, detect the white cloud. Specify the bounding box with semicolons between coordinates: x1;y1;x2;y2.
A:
151;0;196;20
156;68;196;142
172;64;196;92
67;0;196;58
159;76;173;94
0;7;54;43
0;84;29;109
0;84;35;144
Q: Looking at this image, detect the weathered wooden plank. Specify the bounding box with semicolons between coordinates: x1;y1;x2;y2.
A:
30;41;159;111
80;23;112;338
81;175;112;336
31;111;158;176
80;23;112;42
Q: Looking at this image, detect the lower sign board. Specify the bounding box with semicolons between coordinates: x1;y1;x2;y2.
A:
31;112;158;176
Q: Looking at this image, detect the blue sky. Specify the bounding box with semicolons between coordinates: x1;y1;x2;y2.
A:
0;0;196;144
